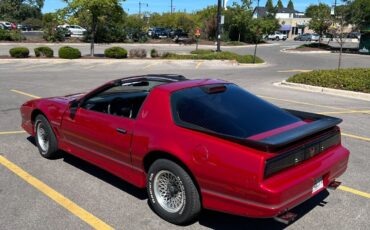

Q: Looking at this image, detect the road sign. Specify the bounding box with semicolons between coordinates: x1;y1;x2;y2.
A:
195;28;201;37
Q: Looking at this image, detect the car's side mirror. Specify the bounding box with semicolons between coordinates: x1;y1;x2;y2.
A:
69;99;80;118
69;99;80;109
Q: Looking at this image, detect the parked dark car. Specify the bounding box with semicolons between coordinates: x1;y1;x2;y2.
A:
17;24;32;31
151;27;169;39
170;29;188;39
347;32;361;39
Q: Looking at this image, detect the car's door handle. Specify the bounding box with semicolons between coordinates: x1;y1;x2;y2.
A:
116;128;127;134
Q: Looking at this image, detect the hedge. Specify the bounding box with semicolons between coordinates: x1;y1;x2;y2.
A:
9;47;29;58
104;47;127;59
162;50;264;64
287;68;370;93
34;46;54;58
58;46;81;59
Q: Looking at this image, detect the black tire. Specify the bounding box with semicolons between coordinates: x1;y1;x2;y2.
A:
276;37;280;41
147;159;201;225
34;115;59;159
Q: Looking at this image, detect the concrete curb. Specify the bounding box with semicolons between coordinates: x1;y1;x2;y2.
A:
274;80;370;102
280;48;331;54
0;42;277;48
0;58;267;67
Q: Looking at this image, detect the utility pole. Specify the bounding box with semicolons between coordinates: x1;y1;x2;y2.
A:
171;0;173;14
253;0;260;63
139;1;148;17
216;0;222;52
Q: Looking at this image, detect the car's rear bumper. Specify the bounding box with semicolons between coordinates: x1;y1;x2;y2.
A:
202;146;349;218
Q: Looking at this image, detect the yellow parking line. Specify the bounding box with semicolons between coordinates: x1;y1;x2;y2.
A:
339;185;370;199
258;95;346;110
11;89;41;99
195;62;203;69
319;110;370;115
0;155;114;230
0;131;26;135
342;133;370;142
143;62;158;69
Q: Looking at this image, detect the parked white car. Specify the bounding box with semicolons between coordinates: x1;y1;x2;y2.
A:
0;21;12;30
58;24;86;37
267;31;287;41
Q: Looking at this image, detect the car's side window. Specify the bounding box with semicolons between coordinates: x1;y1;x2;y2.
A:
80;81;160;119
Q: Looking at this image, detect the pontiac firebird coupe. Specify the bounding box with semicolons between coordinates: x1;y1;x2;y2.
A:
20;75;349;225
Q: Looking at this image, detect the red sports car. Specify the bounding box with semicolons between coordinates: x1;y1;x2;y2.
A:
20;75;349;225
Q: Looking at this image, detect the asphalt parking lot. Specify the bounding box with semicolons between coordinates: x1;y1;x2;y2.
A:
1;41;370;229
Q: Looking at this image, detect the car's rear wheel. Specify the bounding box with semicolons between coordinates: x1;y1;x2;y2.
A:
35;115;59;159
147;159;201;225
276;37;280;41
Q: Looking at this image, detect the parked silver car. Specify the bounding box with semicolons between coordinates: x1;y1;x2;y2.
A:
294;33;320;41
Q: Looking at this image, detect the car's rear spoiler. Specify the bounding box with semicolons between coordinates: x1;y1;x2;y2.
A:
177;109;342;153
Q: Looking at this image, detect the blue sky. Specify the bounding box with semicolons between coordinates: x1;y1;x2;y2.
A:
42;0;337;14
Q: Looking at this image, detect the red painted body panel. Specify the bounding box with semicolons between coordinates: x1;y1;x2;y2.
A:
20;78;350;218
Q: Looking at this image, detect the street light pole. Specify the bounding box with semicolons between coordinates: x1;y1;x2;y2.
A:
216;0;222;52
171;0;173;14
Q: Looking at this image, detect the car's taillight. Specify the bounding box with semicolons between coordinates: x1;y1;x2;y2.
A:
264;128;341;178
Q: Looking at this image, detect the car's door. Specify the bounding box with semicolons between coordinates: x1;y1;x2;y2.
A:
62;107;134;166
60;87;137;173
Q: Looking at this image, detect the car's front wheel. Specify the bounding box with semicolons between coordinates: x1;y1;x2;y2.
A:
34;115;59;159
147;159;201;225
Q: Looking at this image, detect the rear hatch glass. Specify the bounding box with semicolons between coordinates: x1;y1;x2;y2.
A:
171;84;301;138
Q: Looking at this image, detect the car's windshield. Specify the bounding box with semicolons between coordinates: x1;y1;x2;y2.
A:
171;84;301;138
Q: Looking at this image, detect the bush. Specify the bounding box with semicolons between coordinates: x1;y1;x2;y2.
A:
129;48;147;58
58;46;81;59
43;29;66;42
104;47;128;59
34;46;54;58
9;47;30;58
287;68;370;93
150;49;159;58
0;30;25;41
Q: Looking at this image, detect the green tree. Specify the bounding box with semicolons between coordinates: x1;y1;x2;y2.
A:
276;0;284;9
64;0;125;56
42;13;65;42
305;3;332;42
265;0;277;18
225;2;253;41
287;0;295;10
0;0;44;22
194;6;218;40
265;0;274;9
249;17;279;62
125;14;145;41
344;0;370;30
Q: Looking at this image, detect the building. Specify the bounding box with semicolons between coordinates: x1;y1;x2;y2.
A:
253;6;314;39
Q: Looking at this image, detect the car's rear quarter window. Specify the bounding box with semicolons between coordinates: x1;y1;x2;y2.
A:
171;84;301;138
